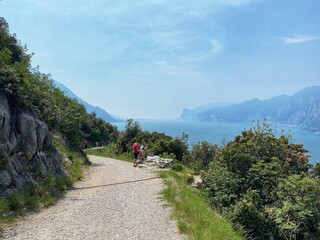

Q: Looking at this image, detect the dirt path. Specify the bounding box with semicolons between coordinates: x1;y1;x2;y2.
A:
3;156;184;240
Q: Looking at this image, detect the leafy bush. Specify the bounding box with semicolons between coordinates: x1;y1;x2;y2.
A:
6;192;25;212
115;119;142;153
311;161;320;177
0;198;9;217
0;197;9;235
34;174;63;206
183;141;219;173
53;133;91;181
161;152;176;159
202;122;316;240
171;163;184;172
81;113;119;147
58;98;87;147
266;175;320;239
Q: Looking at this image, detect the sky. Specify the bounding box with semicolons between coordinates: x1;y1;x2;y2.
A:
1;0;319;119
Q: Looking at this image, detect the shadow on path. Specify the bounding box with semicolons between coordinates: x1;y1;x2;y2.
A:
68;177;160;191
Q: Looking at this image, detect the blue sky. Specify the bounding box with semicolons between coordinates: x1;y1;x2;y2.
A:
1;0;319;119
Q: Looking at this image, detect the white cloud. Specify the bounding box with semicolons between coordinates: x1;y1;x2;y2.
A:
281;35;320;44
210;39;223;54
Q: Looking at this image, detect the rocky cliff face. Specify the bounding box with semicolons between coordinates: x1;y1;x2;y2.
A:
0;93;66;195
275;90;320;130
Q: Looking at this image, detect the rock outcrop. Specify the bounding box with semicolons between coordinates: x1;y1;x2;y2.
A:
138;156;174;169
0;93;65;195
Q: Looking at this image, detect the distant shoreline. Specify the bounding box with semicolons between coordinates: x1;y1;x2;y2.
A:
114;120;320;163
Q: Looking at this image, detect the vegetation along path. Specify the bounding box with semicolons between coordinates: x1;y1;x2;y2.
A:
3;156;184;240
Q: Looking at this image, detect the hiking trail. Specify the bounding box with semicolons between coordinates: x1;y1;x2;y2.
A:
3;155;184;240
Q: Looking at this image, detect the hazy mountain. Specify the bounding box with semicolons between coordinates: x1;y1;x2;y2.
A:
181;102;232;121
53;81;123;123
180;86;320;132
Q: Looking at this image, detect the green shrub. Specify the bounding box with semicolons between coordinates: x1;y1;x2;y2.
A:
311;161;320;177
183;141;219;173
22;185;40;211
161;152;176;160
171;163;184;172
115;119;142;154
0;198;9;217
31;174;71;207
6;192;25;212
0;198;9;236
266;175;320;240
202;122;315;240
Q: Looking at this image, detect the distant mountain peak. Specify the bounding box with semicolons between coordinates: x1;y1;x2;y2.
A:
293;85;320;97
53;80;123;123
179;86;320;132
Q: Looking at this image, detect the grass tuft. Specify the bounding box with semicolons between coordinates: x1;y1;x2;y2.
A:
6;192;25;212
171;162;184;172
0;198;9;217
160;170;244;240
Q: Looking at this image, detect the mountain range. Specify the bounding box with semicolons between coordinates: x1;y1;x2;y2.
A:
180;86;320;132
53;81;123;123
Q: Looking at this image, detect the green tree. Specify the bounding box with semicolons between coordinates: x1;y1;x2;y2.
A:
59;99;87;147
311;161;320;177
183;141;219;173
81;114;119;146
116;119;142;153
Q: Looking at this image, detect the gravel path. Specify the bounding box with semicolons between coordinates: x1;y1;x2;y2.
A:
3;156;185;240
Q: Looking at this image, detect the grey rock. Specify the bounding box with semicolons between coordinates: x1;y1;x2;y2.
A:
13;172;35;188
0;93;67;195
0;170;12;188
0;94;11;153
138;156;174;169
190;175;203;188
16;112;49;160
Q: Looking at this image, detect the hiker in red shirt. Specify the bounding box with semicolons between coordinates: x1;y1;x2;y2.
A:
132;140;140;167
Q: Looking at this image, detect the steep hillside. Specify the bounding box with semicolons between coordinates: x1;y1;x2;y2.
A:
53;81;123;123
0;17;118;196
180;86;320;131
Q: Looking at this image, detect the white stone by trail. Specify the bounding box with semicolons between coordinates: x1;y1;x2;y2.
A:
3;156;185;240
138;156;174;169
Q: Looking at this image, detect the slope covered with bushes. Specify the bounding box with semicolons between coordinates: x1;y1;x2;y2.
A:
202;122;320;239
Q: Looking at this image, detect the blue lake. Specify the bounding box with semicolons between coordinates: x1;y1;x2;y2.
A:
114;120;320;164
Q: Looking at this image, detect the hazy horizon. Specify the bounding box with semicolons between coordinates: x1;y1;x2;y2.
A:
1;0;319;119
57;81;318;120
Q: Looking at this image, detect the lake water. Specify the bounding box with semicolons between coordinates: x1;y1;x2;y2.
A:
114;120;320;164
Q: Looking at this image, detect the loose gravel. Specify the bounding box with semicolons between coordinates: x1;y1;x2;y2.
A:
3;156;185;240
